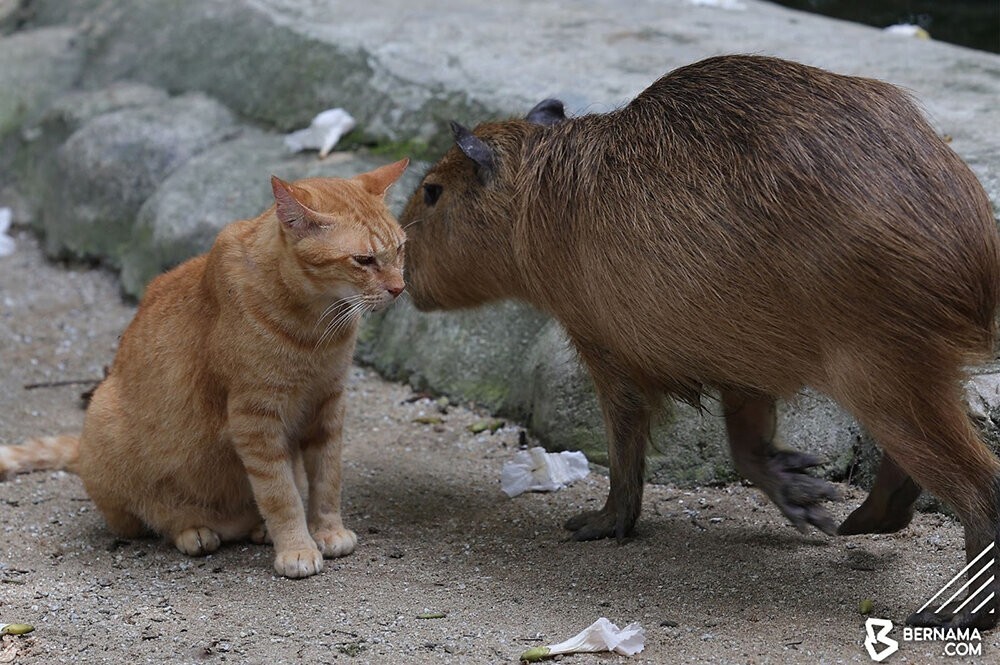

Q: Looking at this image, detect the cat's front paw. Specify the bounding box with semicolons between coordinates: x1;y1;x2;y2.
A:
313;527;357;558
174;527;221;556
273;546;323;578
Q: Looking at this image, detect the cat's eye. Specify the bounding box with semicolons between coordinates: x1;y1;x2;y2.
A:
352;254;377;267
423;183;443;206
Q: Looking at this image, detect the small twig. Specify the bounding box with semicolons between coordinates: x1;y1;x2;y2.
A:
23;378;101;391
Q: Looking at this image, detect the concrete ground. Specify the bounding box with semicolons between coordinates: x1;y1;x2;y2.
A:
2;1;1000;663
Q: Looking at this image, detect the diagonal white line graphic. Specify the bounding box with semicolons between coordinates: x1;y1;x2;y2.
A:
953;575;995;614
936;558;995;613
918;541;995;614
971;591;996;616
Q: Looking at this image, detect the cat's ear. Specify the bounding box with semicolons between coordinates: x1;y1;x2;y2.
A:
357;158;410;198
271;175;317;235
450;122;495;184
526;98;567;126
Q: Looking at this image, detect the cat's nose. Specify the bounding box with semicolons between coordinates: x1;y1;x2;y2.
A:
387;285;404;297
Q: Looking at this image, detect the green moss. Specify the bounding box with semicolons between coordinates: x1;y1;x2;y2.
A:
453;379;508;412
368;137;432;161
334;130;434;162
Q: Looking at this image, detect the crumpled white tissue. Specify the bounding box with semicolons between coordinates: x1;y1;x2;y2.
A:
284;108;357;158
687;0;747;10
500;446;589;498
0;208;15;257
883;24;930;39
520;618;645;660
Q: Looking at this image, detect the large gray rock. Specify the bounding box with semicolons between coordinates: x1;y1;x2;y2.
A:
39;92;239;265
48;0;488;153
0;25;83;215
11;83;170;228
0;27;81;142
359;300;551;413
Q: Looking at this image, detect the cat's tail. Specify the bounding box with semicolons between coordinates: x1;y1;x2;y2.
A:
0;435;79;480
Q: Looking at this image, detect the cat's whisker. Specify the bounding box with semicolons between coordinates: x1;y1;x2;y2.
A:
315;295;367;333
318;309;364;347
316;300;372;348
319;294;365;319
319;295;365;325
317;309;358;347
402;216;425;231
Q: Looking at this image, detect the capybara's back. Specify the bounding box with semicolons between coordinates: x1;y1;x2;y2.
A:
401;55;1000;629
518;56;1000;396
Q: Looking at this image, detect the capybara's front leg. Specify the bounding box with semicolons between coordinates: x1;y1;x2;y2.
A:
722;389;839;535
565;345;650;541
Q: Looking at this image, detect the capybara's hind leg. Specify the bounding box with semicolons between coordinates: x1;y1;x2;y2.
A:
565;344;651;541
721;389;839;535
838;453;922;535
838;375;1000;629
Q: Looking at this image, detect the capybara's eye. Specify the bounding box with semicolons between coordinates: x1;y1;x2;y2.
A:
423;183;443;206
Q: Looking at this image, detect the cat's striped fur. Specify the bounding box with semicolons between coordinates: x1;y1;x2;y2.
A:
2;159;408;578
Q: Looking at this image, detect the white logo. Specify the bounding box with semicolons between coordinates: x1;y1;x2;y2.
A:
862;542;994;661
864;618;899;662
916;541;995;618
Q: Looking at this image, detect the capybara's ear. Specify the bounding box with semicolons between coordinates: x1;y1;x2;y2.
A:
450;121;495;184
526;98;567;126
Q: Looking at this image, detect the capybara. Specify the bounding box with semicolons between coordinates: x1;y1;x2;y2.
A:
399;55;1000;629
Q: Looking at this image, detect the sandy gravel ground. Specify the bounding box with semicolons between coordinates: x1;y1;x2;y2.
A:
1;230;997;664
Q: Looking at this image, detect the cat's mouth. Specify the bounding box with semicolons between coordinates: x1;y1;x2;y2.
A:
368;290;403;313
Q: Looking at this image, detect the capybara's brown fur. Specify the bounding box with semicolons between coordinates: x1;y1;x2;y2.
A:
400;55;1000;628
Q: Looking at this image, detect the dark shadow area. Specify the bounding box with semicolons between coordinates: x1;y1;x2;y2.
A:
768;0;1000;53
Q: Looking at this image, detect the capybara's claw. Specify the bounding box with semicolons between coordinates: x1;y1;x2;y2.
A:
565;507;634;541
746;448;840;536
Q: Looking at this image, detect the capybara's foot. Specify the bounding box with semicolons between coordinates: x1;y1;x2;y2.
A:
564;506;634;541
174;527;221;556
838;496;916;535
838;456;921;535
742;449;839;535
565;508;617;540
313;527;357;558
273;546;323;578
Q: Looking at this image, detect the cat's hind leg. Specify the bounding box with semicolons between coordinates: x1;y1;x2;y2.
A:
165;508;261;556
91;496;147;539
81;472;148;539
173;527;221;556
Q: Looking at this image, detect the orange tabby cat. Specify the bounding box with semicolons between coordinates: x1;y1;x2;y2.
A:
0;158;409;578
